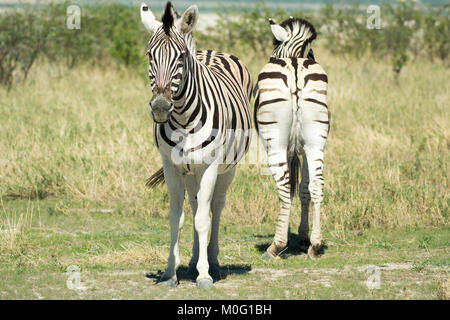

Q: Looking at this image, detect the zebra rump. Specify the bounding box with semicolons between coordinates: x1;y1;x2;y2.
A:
259;17;319;198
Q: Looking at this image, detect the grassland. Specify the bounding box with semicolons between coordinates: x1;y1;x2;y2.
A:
0;42;449;299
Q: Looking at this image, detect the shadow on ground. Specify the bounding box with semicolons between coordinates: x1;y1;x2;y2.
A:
146;264;252;284
254;232;328;258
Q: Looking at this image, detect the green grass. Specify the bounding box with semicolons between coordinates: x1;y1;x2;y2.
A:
0;198;448;299
0;42;449;299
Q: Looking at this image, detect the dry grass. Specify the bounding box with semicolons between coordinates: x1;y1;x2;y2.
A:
82;242;168;267
0;43;448;233
436;277;450;300
0;199;34;254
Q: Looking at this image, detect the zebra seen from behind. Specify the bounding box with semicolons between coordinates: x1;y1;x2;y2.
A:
141;2;252;288
254;17;330;258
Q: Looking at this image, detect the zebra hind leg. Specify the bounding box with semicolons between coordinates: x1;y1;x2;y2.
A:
304;148;325;258
264;161;292;259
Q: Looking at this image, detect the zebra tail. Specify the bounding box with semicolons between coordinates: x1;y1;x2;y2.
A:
253;83;260;134
287;148;300;199
145;167;165;188
287;102;302;199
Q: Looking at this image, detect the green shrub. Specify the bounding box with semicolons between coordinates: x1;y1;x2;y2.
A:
0;6;51;89
196;0;318;57
422;9;450;61
108;6;143;67
319;0;449;76
0;0;448;88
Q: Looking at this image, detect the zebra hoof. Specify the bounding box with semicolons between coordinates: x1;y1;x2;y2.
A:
262;250;277;260
196;278;214;289
263;243;284;259
157;277;178;288
307;245;322;259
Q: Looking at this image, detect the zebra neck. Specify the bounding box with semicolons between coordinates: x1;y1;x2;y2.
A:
171;53;202;130
184;32;197;58
271;41;312;59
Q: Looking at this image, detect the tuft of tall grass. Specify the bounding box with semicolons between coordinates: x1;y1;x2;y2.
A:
436;277;450;300
0;199;34;255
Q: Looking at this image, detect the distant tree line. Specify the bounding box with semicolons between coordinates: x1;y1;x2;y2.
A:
0;0;448;88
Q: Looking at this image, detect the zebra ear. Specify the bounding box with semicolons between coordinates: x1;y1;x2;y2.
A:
179;5;199;34
140;2;161;33
269;19;289;42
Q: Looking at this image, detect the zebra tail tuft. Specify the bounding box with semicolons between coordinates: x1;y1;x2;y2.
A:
253;83;260;134
287;150;300;199
145;167;165;188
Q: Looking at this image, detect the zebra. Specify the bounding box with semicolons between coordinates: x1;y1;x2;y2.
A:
140;2;252;288
142;2;253;187
254;17;329;259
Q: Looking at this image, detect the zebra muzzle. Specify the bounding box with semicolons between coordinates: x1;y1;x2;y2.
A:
150;95;173;124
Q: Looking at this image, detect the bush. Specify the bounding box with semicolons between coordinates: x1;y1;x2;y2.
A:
108;6;143;67
0;0;448;88
0;1;148;88
319;0;449;76
197;0;317;57
422;8;450;61
0;6;51;89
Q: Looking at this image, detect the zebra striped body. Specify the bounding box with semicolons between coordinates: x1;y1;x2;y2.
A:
254;18;329;258
145;11;253;186
151;48;252;175
141;2;252;288
197;50;253;99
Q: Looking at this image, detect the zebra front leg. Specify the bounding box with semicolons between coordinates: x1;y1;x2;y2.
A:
208;167;236;279
298;155;311;248
158;162;185;287
186;168;235;279
304;148;325;258
185;175;199;276
194;164;219;288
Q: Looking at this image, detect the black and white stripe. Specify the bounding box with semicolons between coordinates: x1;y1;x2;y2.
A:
148;30;252;174
270;17;317;59
141;2;252;288
254;17;329;258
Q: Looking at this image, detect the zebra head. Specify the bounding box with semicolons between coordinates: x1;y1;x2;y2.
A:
141;2;198;124
269;17;317;59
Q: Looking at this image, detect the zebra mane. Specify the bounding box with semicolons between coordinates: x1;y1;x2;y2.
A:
272;17;317;57
161;1;175;35
160;2;197;55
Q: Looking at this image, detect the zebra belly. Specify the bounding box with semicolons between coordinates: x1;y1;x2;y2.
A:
156;133;245;176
